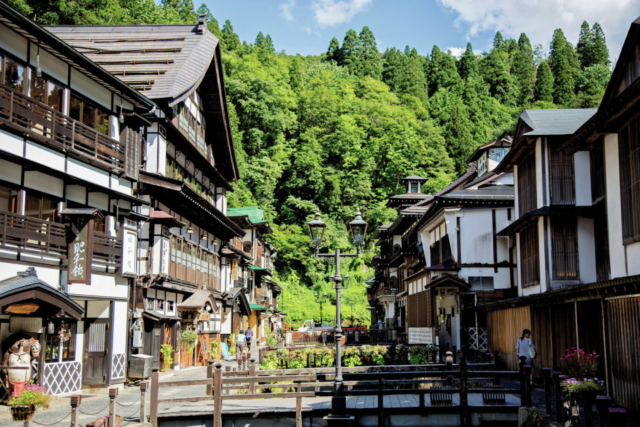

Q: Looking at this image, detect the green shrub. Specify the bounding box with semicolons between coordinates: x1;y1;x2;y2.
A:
260;352;279;370
289;349;307;369
342;347;362;367
160;344;173;371
372;345;387;366
180;329;197;353
409;345;429;365
8;384;50;411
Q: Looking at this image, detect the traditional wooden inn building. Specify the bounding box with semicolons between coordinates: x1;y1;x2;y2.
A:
476;16;640;411
227;207;283;343
46;18;253;370
0;3;155;394
370;138;515;349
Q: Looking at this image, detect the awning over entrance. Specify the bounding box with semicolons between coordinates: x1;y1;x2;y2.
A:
224;287;251;316
177;289;219;312
249;304;268;311
0;268;84;319
142;311;181;321
425;274;470;291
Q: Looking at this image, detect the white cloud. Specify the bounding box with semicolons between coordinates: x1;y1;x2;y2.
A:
312;0;372;27
437;0;638;62
280;0;295;21
446;46;482;58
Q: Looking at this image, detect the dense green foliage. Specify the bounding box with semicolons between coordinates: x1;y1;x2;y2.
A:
11;0;612;326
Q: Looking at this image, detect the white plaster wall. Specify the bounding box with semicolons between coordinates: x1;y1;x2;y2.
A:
25;142;65;173
493;173;514;186
459;209;493;264
604;133;626;278
574;151;592;206
67;158;110;188
535;138;545;209
66;185;86;204
514;165;520;218
0;129;25;157
63;273;129;300
459;268;511;289
0;158;22;185
392;235;402;246
0;24;28;61
70;68;112;111
85;300;110;318
627;243;640;276
0;262;60;287
29;47;68;86
24;171;64;198
75;320;84;362
88;191;109;211
577;217;597;283
113;301;128;354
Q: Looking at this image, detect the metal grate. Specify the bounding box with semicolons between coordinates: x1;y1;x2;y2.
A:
88;323;107;352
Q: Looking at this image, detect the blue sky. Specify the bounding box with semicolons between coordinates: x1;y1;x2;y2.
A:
203;0;638;61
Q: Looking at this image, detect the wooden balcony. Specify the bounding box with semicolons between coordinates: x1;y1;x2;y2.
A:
374;287;398;300
0;83;129;175
92;232;121;272
0;210;66;259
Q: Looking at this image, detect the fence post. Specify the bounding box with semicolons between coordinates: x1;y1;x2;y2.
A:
553;371;563;421
150;367;159;427
542;367;551;414
213;362;223;427
460;355;469;427
295;381;302;427
377;378;384;427
559;375;570;422
207;360;214;395
140;381;148;423
243;354;248;371
249;358;256;394
523;365;532;407
70;395;81;427
108;387;118;427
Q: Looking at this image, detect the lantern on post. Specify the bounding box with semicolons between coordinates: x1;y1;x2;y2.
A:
307;211;327;253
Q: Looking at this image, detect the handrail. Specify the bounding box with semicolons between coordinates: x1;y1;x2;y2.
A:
0;209;66;258
0;83;126;173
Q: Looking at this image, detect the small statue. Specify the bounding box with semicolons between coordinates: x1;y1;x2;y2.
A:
3;334;40;396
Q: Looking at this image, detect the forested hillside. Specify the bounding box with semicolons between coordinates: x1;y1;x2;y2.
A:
9;0;612;325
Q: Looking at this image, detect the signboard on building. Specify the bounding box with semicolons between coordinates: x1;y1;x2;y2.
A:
68;219;92;284
160;238;169;275
122;227;138;277
408;327;434;344
10;317;43;334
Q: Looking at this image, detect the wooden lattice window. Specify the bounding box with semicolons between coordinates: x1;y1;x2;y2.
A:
551;217;579;281
618;115;640;244
520;224;540;288
517;153;537;216
549;138;575;205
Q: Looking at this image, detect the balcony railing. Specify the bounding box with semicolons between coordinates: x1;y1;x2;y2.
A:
0;83;127;174
374;287;398;300
265;257;273;272
234;278;246;288
92;231;122;272
0;210;66;259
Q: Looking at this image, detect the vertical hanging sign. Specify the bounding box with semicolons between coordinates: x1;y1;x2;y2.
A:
68;218;92;284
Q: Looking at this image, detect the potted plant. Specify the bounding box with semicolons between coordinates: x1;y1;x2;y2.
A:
210;340;220;362
160;344;173;371
8;384;51;422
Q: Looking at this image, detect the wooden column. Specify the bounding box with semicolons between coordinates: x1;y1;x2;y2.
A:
213;362;223;427
248;359;256;394
542;367;551;414
295;381;302;427
140;381;148;422
70;395;81;427
108;387;118;427
150;367;159;427
460;356;469;427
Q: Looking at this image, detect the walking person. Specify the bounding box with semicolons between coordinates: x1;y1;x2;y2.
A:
235;329;246;360
245;327;253;352
515;329;536;381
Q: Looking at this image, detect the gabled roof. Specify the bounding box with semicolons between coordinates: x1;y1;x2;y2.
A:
0;268;84;319
401;174;428;182
46;22;217;104
519;109;597;136
0;2;154;110
467;137;512;163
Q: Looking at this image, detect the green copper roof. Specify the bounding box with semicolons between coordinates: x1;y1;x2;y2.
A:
227;207;268;225
250;266;268;272
249;304;268;310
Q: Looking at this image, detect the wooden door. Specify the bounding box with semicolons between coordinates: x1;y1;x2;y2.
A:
83;319;109;385
151;324;161;368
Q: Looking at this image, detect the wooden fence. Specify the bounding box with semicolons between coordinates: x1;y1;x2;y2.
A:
149;358;529;427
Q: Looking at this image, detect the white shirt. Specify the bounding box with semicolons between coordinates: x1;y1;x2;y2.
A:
516;337;535;359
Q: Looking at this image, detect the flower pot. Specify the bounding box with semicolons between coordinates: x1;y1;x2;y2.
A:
11;405;35;422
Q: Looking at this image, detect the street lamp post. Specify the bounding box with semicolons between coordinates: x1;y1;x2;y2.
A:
345;296;358;326
314;291;329;324
307;208;367;425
